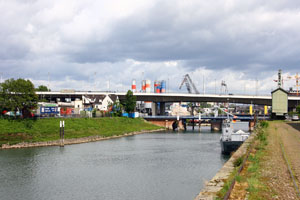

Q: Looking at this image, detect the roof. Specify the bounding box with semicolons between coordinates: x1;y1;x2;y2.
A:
271;87;288;94
108;94;118;102
83;94;117;104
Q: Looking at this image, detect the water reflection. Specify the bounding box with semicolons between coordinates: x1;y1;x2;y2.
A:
0;129;231;200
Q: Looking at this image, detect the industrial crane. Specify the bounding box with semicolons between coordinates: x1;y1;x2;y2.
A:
179;74;200;94
273;69;291;88
287;73;300;96
179;74;200;117
274;69;299;95
220;80;228;95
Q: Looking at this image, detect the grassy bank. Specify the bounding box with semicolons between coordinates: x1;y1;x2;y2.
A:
0;117;162;146
216;121;269;200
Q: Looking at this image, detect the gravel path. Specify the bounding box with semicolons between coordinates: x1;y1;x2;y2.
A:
260;122;300;200
228;122;300;199
198;122;300;199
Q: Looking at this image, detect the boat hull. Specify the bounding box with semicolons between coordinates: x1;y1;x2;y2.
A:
220;140;243;154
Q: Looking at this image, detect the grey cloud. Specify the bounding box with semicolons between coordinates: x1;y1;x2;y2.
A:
0;0;300;93
65;0;300;76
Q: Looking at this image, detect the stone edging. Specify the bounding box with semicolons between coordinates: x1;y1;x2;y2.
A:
1;128;165;150
194;131;257;200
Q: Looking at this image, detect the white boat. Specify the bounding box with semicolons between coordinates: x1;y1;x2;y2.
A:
220;119;250;154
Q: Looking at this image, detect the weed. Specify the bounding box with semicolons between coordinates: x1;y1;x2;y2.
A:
234;156;244;167
235;175;242;183
260;121;269;129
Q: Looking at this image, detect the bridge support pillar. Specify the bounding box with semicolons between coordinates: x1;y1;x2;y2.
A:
151;102;157;116
160;102;165;116
199;120;201;132
211;120;222;131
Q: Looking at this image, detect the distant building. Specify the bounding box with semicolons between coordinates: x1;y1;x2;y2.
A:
271;88;288;118
83;94;118;111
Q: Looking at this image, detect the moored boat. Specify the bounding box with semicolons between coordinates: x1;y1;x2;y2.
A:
220;119;250;154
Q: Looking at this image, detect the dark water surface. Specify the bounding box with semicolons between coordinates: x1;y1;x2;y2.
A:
0;127;230;200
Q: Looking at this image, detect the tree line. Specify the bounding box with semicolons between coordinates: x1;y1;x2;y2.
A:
0;78;136;118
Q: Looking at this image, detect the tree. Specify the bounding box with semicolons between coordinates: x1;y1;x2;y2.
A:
297;105;300;115
36;85;50;91
123;90;136;113
0;78;38;118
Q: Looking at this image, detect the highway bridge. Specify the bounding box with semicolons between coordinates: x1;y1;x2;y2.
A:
37;91;300;107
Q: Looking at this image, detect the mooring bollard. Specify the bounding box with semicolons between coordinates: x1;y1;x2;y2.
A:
60;120;65;147
62;120;65;146
177;115;180;132
60;121;62;141
198;113;201;132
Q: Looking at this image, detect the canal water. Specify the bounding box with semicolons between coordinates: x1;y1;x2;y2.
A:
0;124;248;200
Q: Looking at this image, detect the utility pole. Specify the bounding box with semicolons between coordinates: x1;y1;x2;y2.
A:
215;79;216;94
94;72;97;91
87;75;90;91
107;80;110;91
203;75;205;94
168;77;170;93
255;78;258;96
48;72;50;90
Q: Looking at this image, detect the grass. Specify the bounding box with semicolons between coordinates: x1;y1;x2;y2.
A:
245;122;269;200
216;121;269;200
216;168;239;199
0;117;162;145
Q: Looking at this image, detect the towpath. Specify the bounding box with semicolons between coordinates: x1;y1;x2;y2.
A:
229;121;300;199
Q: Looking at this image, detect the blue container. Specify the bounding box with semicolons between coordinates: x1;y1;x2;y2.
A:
122;113;129;117
85;107;93;111
161;80;166;93
40;107;59;114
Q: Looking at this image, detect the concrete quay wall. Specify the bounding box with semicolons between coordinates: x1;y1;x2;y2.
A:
194;131;256;200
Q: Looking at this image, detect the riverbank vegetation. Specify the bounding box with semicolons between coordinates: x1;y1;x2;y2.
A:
217;120;300;199
216;121;269;200
0;117;161;146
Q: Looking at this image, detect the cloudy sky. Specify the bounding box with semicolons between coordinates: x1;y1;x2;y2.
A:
1;0;300;95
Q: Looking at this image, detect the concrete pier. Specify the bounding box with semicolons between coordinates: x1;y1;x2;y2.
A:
211;120;222;131
160;102;165;115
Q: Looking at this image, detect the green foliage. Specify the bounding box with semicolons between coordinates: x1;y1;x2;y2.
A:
199;102;212;108
0;117;161;145
217;120;269;200
22;119;35;129
235;175;242;183
123;90;136;113
109;101;123;117
234;155;244;167
35;85;50;92
297;105;300;114
259;121;269;129
245;123;269;199
0;78;38;118
216;168;239;199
